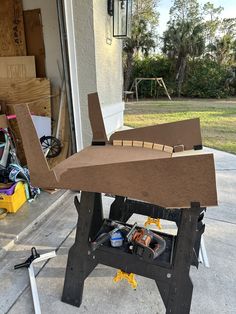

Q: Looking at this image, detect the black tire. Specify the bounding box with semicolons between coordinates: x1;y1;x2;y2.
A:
40;136;62;158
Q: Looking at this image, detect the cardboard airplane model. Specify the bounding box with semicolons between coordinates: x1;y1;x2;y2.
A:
14;93;217;208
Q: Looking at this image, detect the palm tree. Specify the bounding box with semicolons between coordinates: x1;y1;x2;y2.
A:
207;34;236;65
163;21;205;96
123;19;156;90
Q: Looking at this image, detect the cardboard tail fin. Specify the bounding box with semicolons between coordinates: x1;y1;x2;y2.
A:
88;93;108;144
14;104;57;188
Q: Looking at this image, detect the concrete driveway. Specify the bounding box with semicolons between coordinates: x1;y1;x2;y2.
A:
0;148;235;314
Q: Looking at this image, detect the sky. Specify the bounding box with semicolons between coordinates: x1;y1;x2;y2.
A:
158;0;236;35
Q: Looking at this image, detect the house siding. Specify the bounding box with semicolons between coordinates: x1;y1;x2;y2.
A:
68;0;124;147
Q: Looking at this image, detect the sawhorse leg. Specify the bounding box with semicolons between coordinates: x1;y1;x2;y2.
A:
61;192;103;307
164;203;202;314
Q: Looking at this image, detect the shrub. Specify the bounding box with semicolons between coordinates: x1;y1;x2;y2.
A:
183;59;233;98
131;55;234;98
131;56;175;98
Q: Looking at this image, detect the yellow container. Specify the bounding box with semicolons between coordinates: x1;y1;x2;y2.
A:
0;182;27;213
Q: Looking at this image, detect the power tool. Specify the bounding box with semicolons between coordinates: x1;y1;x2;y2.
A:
128;226;166;261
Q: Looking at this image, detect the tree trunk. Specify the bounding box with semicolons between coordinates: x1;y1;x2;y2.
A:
124;52;134;91
176;56;187;97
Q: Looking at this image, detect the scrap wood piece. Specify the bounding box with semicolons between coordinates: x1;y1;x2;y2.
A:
112;140;172;153
23;9;46;77
0;114;8;129
163;145;174;154
0;56;36;79
153;143;164;151
1;78;52;164
0;78;50;108
123;140;132;147
143;142;153;149
133;140;143;147
113;140;122;146
48;86;71;167
0;0;26;56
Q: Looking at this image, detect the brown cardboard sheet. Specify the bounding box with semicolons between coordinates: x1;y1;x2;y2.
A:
110;118;202;150
54;153;217;208
14;94;217;208
88;93;108;143
14;104;57;187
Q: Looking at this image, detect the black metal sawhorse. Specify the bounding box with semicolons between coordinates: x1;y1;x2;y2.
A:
62;191;205;314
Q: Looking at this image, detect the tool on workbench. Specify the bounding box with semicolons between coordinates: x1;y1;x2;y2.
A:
14;247;56;314
90;222;126;251
128;226;166;261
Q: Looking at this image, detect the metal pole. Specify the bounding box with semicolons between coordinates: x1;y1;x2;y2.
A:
30;251;57;314
56;0;77;153
28;264;41;314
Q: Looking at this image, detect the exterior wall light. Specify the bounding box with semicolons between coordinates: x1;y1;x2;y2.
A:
107;0;132;39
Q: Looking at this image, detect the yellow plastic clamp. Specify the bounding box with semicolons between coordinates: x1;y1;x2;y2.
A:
144;217;162;230
113;269;137;289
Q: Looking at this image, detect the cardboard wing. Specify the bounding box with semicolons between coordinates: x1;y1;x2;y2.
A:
14;93;217;208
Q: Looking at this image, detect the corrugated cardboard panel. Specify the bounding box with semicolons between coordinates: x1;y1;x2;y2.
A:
0;0;26;56
23;9;46;77
0;56;36;79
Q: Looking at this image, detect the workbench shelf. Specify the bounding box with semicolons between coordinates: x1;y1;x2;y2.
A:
61;191;206;314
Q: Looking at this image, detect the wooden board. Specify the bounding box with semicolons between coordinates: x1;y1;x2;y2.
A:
0;78;51;117
0;56;36;79
0;78;51;164
23;9;46;77
0;0;26;56
0;114;8;129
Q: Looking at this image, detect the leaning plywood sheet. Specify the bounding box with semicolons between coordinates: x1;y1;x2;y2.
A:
15;103;217;208
110;118;202;151
0;78;51;117
0;56;36;79
23;9;46;77
0;114;8;129
0;78;51;164
0;0;26;56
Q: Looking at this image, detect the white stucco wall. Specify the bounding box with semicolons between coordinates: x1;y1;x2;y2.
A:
65;0;124;148
93;0;124;136
22;0;62;87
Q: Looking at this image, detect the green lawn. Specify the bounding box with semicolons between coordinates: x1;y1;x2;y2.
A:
124;98;236;154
